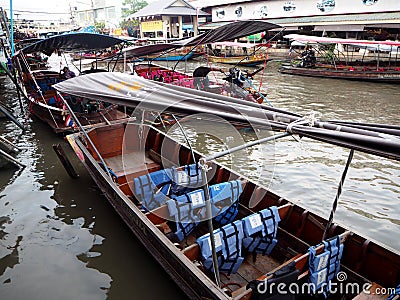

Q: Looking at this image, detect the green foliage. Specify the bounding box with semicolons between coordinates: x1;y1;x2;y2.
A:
122;0;148;17
324;44;336;63
94;21;105;33
120;18;138;29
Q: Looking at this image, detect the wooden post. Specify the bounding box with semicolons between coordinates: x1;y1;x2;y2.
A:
53;143;79;179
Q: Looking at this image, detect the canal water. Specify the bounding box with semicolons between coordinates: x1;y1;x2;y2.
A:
1;59;399;300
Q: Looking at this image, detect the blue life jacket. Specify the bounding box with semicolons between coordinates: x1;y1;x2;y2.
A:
308;236;344;297
211;180;242;226
387;283;400;300
134;169;173;211
166;188;207;242
242;206;280;256
171;163;203;193
197;220;244;275
133;163;202;211
166;180;242;242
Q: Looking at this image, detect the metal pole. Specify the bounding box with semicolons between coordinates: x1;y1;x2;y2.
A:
199;158;221;287
10;0;14;56
322;149;354;240
205;132;290;161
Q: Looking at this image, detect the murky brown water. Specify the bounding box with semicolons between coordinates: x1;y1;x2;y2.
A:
1;59;399;300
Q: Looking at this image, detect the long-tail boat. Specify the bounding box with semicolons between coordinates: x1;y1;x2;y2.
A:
11;33;130;133
207;41;269;67
54;72;400;299
280;34;400;84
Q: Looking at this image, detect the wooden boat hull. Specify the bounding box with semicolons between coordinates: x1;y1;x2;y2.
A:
28;98;128;133
67;122;228;299
16;70;128;133
208;55;267;66
279;64;400;83
67;121;400;299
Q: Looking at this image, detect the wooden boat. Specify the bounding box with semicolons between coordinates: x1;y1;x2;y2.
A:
279;63;400;83
146;49;194;62
55;72;400;299
11;33;130;134
207;54;268;67
281;34;400;84
207;42;269;67
133;63;267;104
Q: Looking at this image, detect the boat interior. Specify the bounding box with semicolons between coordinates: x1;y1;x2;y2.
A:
78;121;399;299
17;69;128;132
135;64;195;88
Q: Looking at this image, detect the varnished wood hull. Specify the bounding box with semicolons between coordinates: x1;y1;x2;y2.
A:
279;65;400;84
67;121;400;299
208;55;267;66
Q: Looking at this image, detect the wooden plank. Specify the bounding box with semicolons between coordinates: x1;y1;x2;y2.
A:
353;282;389;300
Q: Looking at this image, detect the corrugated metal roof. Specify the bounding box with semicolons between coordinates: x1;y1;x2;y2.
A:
129;0;209;18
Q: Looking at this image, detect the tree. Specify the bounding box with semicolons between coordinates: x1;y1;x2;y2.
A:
122;0;148;18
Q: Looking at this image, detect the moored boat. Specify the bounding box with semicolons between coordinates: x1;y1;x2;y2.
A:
133;63;267;104
280;34;400;84
11;33;130;133
54;72;400;299
207;41;269;67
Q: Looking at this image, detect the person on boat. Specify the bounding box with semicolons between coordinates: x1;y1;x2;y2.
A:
299;46;316;68
226;67;248;88
60;66;76;79
193;66;224;91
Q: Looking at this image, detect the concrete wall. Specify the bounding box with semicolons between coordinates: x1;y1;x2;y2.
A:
210;0;400;22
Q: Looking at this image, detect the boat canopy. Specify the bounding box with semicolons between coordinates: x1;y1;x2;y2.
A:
16;33;126;56
284;34;400;47
122;20;281;58
53;72;400;161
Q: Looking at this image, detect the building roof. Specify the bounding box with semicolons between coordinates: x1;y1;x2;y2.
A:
129;0;209;18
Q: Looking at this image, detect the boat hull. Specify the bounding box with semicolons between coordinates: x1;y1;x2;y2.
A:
279;65;400;83
147;51;194;61
69;123;229;299
28;98;128;134
208;55;267;66
67;121;400;299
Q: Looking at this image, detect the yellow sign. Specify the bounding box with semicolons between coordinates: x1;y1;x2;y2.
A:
141;20;163;32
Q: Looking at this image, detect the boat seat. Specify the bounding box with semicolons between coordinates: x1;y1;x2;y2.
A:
242;206;280;256
197;220;245;275
244;231;350;300
246;261;299;300
353;282;392;300
182;204;293;261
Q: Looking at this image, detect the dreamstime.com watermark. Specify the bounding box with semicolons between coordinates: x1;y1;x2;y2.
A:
256;271;397;296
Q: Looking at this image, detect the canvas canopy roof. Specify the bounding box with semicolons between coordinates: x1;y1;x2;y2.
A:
16;33;126;56
284;34;400;47
122;20;281;58
53;72;400;161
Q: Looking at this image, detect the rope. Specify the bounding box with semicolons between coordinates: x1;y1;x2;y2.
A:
322;149;354;240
